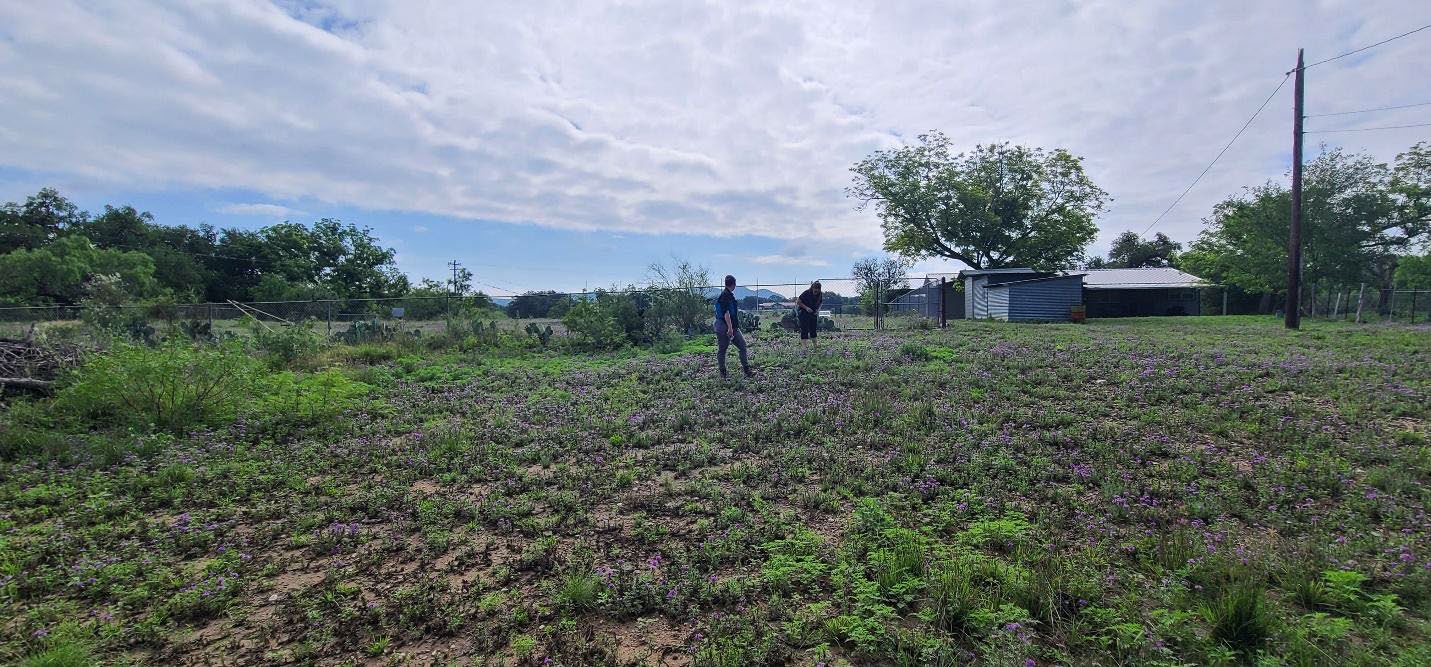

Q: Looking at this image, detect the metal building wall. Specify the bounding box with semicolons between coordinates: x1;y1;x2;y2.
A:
1005;276;1084;321
986;284;1010;320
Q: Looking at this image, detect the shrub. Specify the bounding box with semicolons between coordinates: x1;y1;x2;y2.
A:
562;300;624;351
248;318;324;368
56;339;265;434
0;401;73;462
79;273;153;341
652;329;685;353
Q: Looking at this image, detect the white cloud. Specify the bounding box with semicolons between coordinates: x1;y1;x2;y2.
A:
413;225;429;233
2;1;1429;252
216;202;303;217
751;254;830;267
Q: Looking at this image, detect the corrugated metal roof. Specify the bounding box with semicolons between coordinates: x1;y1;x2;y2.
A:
985;274;1086;288
957;268;1044;278
1079;268;1206;289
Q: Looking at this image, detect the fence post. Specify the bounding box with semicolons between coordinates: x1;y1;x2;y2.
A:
1331;289;1341;319
1412;291;1419;324
939;277;947;328
1222;287;1228;316
1354;284;1365;324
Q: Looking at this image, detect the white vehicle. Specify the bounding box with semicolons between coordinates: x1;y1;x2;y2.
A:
818;309;832;318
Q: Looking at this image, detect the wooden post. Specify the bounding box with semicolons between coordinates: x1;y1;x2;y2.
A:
1285;48;1304;330
1331;289;1341;319
1354;284;1365;324
1222;287;1228;316
1412;291;1419;324
939;277;947;328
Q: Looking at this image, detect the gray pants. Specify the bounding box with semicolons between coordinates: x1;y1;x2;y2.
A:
714;323;749;376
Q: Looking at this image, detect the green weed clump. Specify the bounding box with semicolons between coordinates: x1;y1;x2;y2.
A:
1203;583;1272;652
20;641;93;667
56;339;265;434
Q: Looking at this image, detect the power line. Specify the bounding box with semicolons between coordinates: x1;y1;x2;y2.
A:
1305;121;1431;133
1306;100;1431;117
1298;23;1431;71
1141;73;1291;235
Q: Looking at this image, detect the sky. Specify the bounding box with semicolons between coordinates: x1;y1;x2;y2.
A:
1;0;1429;296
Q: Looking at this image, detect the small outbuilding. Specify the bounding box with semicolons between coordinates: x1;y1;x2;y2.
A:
961;269;1084;322
1082;268;1206;317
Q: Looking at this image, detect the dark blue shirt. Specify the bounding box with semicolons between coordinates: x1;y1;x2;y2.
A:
714;290;738;326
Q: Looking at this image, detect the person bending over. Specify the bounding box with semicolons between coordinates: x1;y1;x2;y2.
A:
797;280;823;350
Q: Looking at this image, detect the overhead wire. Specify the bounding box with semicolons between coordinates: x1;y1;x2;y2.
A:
1305;100;1431;117
1140;73;1291;235
1305;122;1431;133
1297;23;1431;71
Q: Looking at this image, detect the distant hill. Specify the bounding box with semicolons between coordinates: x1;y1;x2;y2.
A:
702;286;787;301
490;286;786;308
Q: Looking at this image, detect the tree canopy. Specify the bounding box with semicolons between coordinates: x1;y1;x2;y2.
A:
0;189;411;306
1088;231;1181;269
0;236;157;305
1182;145;1428;294
848;132;1107;271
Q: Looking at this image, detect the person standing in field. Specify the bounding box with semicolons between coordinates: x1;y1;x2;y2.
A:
714;274;752;379
797;280;823;351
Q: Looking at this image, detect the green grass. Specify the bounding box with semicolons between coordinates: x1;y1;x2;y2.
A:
0;316;1426;665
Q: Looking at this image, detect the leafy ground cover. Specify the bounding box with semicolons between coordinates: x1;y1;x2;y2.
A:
1;316;1428;666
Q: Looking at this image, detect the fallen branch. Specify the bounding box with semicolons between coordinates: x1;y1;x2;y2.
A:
0;377;54;393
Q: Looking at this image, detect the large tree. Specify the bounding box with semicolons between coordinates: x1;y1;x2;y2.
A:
1182;147;1424;294
1089;231;1181;269
848;132;1108;271
0;188;87;254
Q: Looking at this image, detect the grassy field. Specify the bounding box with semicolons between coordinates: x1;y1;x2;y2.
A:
2;317;1428;666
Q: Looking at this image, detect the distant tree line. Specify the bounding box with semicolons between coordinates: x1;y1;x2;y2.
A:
0;188;424;309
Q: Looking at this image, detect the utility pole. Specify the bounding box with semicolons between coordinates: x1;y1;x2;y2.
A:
1284;48;1305;330
447;260;463;295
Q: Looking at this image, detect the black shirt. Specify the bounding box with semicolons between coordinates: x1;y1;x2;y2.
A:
798;289;822;314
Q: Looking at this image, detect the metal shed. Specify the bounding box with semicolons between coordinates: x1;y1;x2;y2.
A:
983;274;1085;321
1082;268;1206;317
960;269;1054;319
